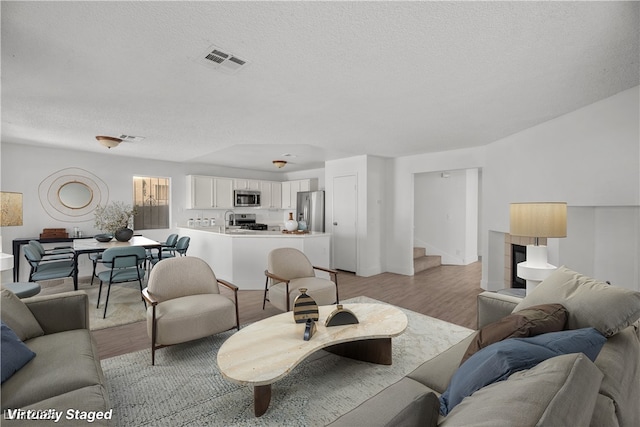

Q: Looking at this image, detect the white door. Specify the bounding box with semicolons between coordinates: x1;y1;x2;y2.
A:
332;175;357;272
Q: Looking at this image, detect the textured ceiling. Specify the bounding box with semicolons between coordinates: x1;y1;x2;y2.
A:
2;1;638;172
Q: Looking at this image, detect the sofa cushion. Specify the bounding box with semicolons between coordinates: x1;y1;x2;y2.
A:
1;322;36;384
2;385;111;427
593;324;640;427
1;329;105;410
407;333;476;394
0;289;44;341
461;303;567;364
327;377;439;427
514;266;640;337
439;327;606;415
440;353;603;426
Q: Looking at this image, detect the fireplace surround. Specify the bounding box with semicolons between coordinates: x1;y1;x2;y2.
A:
504;234;546;288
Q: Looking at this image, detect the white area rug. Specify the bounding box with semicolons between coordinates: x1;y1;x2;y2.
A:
39;277;147;330
100;296;473;426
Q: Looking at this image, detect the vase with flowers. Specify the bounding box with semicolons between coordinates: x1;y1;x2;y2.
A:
94;201;137;242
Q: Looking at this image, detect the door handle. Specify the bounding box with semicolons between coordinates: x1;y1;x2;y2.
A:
333;222;338;226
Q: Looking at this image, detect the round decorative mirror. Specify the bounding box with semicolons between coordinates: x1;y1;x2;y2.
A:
38;168;109;222
58;181;93;209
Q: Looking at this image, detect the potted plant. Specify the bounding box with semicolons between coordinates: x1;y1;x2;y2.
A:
94;201;137;242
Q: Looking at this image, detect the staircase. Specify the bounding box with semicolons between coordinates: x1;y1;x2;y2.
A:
413;247;441;274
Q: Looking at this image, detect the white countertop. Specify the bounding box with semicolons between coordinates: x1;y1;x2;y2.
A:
178;226;329;238
0;252;14;271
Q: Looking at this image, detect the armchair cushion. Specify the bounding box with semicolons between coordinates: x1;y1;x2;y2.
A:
147;294;237;346
0;289;44;341
269;277;337;310
1;321;36;383
267;247;315;280
147;256;220;300
514;266;640;336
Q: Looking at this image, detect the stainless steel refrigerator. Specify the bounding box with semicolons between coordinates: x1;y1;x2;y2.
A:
296;191;325;232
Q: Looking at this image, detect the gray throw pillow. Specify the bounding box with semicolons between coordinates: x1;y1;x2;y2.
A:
0;288;44;341
513;266;640;337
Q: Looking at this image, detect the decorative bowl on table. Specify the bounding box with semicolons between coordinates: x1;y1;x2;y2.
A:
94;234;113;242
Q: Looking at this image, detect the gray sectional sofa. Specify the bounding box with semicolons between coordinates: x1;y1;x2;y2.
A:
1;289;111;426
331;266;640;426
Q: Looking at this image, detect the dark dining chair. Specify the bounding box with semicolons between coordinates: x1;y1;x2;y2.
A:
97;246;147;318
150;236;190;267
147;234;179;268
28;240;74;261
23;245;75;283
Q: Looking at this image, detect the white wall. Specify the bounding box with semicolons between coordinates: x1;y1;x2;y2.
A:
0;142;324;280
387;147;486;275
414;168;478;265
324;154;387;276
386;86;639;291
481;86;639;291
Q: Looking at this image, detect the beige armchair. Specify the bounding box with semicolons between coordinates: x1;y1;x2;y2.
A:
142;256;239;365
263;248;339;312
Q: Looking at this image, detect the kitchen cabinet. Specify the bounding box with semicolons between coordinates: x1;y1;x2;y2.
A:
187;175;233;209
260;181;282;209
233;179;261;191
281;179;316;209
213;177;234;208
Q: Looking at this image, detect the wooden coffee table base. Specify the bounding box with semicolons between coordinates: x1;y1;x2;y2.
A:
251;337;392;416
325;337;392;365
254;385;272;417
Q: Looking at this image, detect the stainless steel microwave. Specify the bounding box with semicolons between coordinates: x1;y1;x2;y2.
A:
234;190;261;207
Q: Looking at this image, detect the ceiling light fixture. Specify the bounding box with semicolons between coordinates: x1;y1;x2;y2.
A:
96;136;123;149
272;160;287;169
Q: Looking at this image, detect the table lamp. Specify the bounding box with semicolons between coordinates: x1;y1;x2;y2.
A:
510;202;567;294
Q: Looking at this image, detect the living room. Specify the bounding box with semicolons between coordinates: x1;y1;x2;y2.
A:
1;1;639;426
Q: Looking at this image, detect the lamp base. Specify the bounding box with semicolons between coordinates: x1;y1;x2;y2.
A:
516;245;557;295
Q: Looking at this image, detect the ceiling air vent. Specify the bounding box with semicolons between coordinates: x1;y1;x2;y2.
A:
198;45;249;74
118;135;146;143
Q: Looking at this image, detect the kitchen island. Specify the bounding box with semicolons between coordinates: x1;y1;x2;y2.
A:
177;227;331;290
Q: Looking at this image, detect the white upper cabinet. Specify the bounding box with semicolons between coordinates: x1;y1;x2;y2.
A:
187;175;213;209
213;177;234;209
260;181;282;209
281;179;316;209
189;176;314;210
233;179;261;191
187;175;233;209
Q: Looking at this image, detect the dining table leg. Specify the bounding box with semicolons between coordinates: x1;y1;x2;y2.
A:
73;251;80;291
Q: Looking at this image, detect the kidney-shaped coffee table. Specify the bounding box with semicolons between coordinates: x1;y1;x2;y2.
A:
217;303;408;416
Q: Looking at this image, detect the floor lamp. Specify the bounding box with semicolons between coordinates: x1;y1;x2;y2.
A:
510;202;567;295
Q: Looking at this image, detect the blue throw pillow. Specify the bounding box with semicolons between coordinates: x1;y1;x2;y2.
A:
1;321;36;383
439;327;606;416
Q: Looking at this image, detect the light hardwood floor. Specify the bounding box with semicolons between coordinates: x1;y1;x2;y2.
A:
93;262;483;360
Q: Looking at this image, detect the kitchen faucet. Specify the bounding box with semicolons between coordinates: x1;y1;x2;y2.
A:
224;210;235;227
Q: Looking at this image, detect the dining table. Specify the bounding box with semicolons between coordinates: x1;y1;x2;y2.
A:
71;236;162;290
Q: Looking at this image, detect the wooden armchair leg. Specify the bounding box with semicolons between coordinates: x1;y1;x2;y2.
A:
262;276;269;310
151;307;157;366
